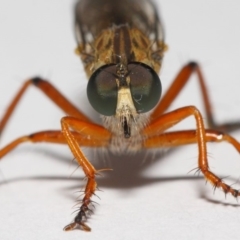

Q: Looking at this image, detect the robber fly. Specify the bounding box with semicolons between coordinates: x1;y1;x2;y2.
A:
1;0;240;232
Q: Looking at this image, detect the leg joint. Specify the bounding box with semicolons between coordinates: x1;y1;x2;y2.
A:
32;77;45;86
188;61;198;69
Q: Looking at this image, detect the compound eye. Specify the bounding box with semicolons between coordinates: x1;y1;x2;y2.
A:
87;64;118;116
128;62;162;113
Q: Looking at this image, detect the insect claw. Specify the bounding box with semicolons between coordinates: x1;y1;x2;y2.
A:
79;222;91;232
63;222;77;231
63;222;91;232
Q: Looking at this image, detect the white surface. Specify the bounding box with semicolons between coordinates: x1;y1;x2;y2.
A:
1;1;240;240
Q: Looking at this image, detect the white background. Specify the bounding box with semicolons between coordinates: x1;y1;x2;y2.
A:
1;1;240;240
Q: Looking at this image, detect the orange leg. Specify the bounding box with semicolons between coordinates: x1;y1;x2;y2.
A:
150;62;240;132
0;77;91;135
0;77;113;231
60;116;111;231
0;119;111;231
144;129;240;152
0;127;110;159
144;109;240;197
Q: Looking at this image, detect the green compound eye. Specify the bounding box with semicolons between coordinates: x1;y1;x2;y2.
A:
87;63;161;116
128;62;162;113
87;64;118;116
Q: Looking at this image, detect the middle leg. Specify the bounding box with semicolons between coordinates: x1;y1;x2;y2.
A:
0;121;110;159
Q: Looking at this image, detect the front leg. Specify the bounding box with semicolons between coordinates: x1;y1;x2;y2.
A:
143;106;240;198
61;116;111;231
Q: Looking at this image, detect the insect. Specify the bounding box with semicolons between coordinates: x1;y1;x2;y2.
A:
1;0;240;233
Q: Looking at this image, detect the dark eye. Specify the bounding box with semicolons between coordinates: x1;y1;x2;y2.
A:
87;64;118;116
128;62;162;113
